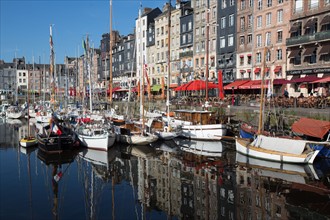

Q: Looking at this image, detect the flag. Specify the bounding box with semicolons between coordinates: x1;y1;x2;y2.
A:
52;124;62;135
82;39;86;54
267;80;272;98
54;171;63;182
144;62;150;86
49;25;53;51
218;70;224;100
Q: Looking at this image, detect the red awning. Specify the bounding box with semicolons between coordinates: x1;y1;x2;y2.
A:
289;76;320;83
254;68;261;73
265;68;270;72
292;118;330;139
240;70;246;73
247;54;252;57
274;66;282;72
273;79;289;85
238;80;259;89
312;76;330;83
250;80;268;89
224;80;250;90
175;80;217;91
247;69;251;72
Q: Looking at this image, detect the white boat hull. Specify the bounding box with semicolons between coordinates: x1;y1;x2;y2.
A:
235;137;320;164
181;124;227;140
6;112;24;119
78;133;109;151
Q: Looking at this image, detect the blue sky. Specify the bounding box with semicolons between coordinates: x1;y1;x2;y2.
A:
0;0;165;64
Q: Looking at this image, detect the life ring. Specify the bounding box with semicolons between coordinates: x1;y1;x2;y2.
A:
164;126;168;132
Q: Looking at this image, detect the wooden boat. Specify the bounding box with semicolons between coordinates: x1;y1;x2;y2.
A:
76;123;116;151
235;135;320;164
146;118;182;140
167;109;227;140
114;122;158;145
20;137;38;148
36;115;77;153
235;48;321;164
6;105;24;119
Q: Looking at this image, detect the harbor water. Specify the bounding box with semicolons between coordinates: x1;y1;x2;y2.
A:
0;118;329;220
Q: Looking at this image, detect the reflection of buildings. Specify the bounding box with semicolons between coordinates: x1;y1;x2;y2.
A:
0;120;21;148
235;154;330;219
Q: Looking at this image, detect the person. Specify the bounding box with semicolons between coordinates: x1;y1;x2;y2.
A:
298;93;304;98
283;88;289;98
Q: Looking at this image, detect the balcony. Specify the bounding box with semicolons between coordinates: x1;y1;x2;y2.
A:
315;30;330;41
179;51;193;58
286;34;316;46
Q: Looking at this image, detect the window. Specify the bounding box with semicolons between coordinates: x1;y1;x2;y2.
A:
277;10;283;23
196;42;199;52
248;15;252;27
257;0;262;10
188;33;192;43
221;17;226;29
201;26;205;35
256;52;261;63
247;34;252;44
309;0;319;9
249;0;253;7
265;32;271;46
266;50;271;62
188;21;192;30
256;34;262;47
247;55;252;64
266;13;272;26
196;28;200;36
295;0;303;13
240;17;245;30
220;37;226;48
182;24;186;32
228;34;234;46
257;16;262;28
240;56;244;65
278;0;283;3
241;0;246;10
240;36;245;45
267;0;272;7
230;0;234;6
277;49;282;60
182;35;186;44
229;14;234;27
201;41;205;51
277;30;283;43
222;0;227;8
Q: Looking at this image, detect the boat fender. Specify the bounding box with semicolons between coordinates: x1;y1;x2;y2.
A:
164;126;168;132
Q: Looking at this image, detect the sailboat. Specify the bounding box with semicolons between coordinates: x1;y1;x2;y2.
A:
146;3;182;141
235;48;320;164
20;61;38;148
36;25;77;153
75;35;116;151
114;5;158;145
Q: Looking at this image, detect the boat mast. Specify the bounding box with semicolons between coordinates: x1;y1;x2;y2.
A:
205;0;210;101
49;24;55;107
166;0;171;123
138;5;145;129
258;47;267;134
108;0;113;104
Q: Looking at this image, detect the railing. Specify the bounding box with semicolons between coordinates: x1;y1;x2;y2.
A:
179;51;193;58
315;31;330;41
286;34;316;46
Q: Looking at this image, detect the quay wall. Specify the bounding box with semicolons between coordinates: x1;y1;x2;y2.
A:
111;101;330;126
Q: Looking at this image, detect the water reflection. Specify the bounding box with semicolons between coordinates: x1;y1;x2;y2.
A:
1;120;330;219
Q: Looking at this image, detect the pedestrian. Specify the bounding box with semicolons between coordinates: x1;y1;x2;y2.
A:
283;88;289;98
